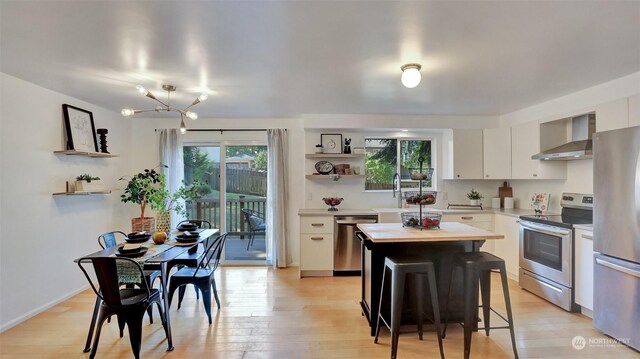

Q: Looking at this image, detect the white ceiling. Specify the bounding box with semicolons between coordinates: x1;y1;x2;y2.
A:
1;1;639;118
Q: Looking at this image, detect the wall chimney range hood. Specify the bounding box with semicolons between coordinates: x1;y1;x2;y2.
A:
532;113;596;160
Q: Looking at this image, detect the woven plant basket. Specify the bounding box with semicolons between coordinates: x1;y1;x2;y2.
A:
132;217;155;232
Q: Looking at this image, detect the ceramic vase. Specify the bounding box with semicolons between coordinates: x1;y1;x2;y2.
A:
156;211;171;234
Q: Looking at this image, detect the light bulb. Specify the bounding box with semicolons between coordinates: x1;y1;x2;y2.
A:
198;93;208;102
179;118;187;134
136;85;148;95
400;64;422;88
186;111;198;120
121;108;135;116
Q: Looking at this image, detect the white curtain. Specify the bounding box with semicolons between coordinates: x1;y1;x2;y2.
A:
159;129;185;229
266;129;290;268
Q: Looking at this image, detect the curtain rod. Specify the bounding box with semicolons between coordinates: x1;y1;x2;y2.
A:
154;128;286;133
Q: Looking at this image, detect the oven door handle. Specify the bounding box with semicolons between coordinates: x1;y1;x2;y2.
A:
519;221;571;237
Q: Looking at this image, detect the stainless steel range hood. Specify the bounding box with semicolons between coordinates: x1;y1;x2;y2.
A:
532;113;596;160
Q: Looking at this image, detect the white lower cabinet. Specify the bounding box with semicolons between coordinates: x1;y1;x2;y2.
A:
300;216;334;276
492;214;520;279
441;213;495;252
575;228;594;311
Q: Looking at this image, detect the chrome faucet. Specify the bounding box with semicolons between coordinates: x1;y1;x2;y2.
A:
392;173;402;208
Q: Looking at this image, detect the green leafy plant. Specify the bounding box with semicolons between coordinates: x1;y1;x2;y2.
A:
119;167;165;218
76;174;100;182
154;180;205;218
466;188;483;200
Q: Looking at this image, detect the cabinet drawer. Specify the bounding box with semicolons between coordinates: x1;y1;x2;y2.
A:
442;213;493;223
300;216;334;234
300;233;333;271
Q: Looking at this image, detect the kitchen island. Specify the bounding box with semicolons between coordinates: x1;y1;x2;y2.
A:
356;222;504;336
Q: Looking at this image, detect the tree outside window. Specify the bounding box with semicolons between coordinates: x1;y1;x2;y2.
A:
365;139;433;191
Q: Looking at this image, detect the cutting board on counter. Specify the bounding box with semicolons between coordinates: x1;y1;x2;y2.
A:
498;181;512;208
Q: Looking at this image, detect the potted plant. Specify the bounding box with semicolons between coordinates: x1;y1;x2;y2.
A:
120;167;165;232
153;179;204;234
467;188;483;206
75;174;102;192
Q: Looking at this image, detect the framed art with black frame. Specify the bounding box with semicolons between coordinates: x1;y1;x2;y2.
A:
62;104;98;152
321;133;342;154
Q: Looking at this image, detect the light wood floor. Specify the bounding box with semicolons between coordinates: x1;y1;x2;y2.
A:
1;267;638;358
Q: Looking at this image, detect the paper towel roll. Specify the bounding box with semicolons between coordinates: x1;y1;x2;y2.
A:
504;197;514;209
491;197;501;208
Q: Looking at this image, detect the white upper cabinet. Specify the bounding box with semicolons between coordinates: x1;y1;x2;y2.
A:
512;121;566;179
451;129;484;179
483;127;511;179
629;94;640;128
596;97;629;132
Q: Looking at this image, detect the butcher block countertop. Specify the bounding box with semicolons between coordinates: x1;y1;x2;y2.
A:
356;222;505;243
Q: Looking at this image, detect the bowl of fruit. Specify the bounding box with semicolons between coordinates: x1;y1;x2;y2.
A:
408;168;434;181
401;212;442;229
405;191;437;206
322;197;344;211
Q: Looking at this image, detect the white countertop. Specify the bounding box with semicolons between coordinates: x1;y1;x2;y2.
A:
357;222;504;243
298;207;543;218
574;224;593;231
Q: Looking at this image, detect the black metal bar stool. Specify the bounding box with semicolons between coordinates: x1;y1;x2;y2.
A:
374;256;445;359
442;252;518;359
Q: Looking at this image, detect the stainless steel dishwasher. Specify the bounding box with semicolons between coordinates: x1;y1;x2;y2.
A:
334;215;378;275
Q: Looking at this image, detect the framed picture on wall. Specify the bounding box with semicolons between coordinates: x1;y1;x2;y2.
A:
62;104;98;152
321;133;343;154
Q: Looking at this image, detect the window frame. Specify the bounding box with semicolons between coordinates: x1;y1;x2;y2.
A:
363;136;437;192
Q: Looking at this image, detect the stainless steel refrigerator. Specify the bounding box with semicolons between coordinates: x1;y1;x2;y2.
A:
593;125;640;351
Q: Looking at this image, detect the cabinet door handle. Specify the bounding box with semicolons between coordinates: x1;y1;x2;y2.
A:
461;216;473;220
310;237;324;240
311;223;324;227
581;233;593;240
485;174;489;178
457;174;460;178
533;173;538;177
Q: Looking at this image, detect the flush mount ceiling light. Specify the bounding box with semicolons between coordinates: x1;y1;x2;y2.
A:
400;63;422;88
121;84;208;133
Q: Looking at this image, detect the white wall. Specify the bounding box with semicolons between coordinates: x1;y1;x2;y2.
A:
0;73;132;331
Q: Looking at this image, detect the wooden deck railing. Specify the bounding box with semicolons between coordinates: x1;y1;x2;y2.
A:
191;197;266;237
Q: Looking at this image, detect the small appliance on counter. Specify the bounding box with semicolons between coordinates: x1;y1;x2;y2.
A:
518;192;593;312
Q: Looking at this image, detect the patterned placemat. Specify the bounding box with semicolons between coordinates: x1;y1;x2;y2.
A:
113;244;172;284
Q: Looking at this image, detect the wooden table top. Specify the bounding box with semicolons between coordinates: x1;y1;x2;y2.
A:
356;222;504;243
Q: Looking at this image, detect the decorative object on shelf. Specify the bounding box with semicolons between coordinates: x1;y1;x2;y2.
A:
330;173;341;181
466;188;483;206
343;138;351;154
401;212;441;229
315;160;334;175
322;197;343;211
314;144;323;154
530;193;550;212
334;163;350;175
96;128;109;153
120;84;209;134
62;104;99;152
321;133;342;154
353;146;365;154
75;174;103;192
353;166;360;175
400;63;422;88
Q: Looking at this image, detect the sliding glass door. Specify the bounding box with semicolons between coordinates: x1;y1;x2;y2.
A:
183;143;267;264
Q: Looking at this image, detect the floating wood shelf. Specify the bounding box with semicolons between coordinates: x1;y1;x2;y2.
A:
54;150;118;158
305;174;365;180
305;153;365;159
52;190;112;196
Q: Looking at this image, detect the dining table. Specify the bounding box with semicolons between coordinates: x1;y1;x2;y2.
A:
77;228;219;352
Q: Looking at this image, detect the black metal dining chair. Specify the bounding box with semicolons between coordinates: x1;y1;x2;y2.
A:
77;256;169;359
168;232;228;324
241;209;266;250
82;231;161;353
170;219;213;300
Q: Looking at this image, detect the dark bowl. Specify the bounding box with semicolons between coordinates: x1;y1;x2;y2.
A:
177;223;198;231
115;247;148;258
125;234;151;243
119;244;143;254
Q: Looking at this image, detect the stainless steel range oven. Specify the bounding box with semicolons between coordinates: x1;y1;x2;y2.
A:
518;193;593;312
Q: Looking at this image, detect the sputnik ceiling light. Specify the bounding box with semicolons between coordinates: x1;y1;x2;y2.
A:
400;63;422;88
121;84;208;134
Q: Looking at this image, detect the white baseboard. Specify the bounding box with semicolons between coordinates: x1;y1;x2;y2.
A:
0;285;89;333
